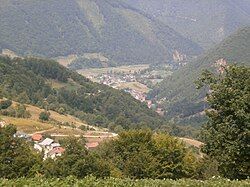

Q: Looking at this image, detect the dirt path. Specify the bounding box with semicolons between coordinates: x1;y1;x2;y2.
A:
50;133;117;138
28;127;57;135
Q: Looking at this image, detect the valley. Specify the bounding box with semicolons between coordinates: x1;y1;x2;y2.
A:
0;0;249;183
77;64;174;116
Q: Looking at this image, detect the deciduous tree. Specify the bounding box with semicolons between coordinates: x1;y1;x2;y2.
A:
197;65;250;179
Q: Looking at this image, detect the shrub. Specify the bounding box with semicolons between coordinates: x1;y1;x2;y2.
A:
39;111;50;121
0;100;12;110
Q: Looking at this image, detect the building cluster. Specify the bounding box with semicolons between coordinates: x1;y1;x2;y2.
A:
13;130;101;159
123;88;146;102
14;132;65;160
97;74;136;87
87;71;166;117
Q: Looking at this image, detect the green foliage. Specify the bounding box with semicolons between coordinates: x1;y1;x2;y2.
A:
0;100;12;109
0;0;202;65
0;177;249;187
198;65;250;179
43;137;110;179
123;0;250;49
0;125;42;179
69;57;117;70
0;104;31;118
98;130;199;179
0;56;164;130
39;111;50;121
149;27;250;125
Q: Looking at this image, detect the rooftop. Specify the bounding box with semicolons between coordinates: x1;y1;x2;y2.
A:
32;133;43;141
39;138;54;146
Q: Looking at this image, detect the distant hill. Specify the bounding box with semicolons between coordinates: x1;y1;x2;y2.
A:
0;56;165;130
0;0;202;66
122;0;250;49
149;27;250;125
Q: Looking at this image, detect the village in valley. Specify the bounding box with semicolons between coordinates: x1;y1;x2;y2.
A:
78;64;174;117
0;120;117;160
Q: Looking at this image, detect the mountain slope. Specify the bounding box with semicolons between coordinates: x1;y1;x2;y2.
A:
122;0;250;49
149;27;250;125
0;56;165;130
0;0;202;65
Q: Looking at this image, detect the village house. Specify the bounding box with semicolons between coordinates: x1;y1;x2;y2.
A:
39;138;54;159
14;131;31;140
32;133;43;142
34;144;43;152
48;147;65;159
35;137;65;160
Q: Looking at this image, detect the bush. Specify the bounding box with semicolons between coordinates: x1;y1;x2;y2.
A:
98;130;199;179
0;104;31;118
0;177;249;186
0;100;12;110
39;111;50;121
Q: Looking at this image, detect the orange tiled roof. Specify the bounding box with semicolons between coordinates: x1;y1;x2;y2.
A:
32;133;43;141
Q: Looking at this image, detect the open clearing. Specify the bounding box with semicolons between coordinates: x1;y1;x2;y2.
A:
0;100;116;145
179;137;204;148
55;54;78;67
116;82;150;93
77;64;149;77
1;117;53;134
25;104;90;129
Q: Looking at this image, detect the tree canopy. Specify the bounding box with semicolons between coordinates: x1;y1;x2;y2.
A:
97;130;199;179
197;65;250;179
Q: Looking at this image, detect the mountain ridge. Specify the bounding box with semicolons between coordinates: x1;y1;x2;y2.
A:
149;27;250;125
0;0;202;65
122;0;250;49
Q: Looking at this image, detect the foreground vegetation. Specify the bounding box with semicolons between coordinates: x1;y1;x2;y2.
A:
0;65;249;186
1;177;249;187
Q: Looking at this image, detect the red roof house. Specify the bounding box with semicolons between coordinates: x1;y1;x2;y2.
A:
32;133;43;142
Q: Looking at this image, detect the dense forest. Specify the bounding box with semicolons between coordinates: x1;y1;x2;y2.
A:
0;0;202;65
149;27;250;125
0;56;164;130
122;0;250;49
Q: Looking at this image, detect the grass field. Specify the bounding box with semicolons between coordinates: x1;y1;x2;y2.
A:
0;177;249;187
55;54;78;67
0;100;96;135
47;79;81;91
77;64;149;77
1;116;53;134
116;82;150;93
25;104;89;128
0;100;117;146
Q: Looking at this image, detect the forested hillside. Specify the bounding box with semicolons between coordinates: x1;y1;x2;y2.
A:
0;56;164;130
123;0;250;49
149;27;250;125
0;0;202;65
